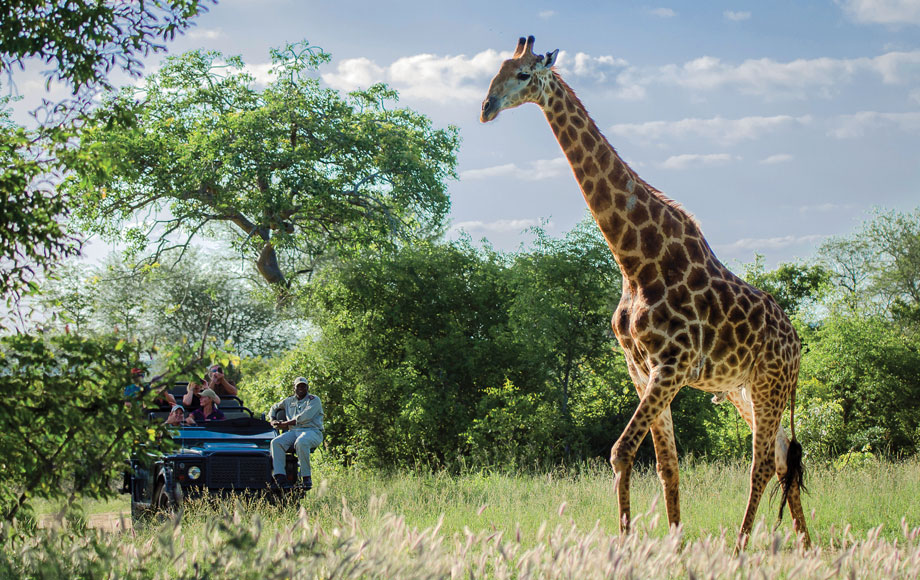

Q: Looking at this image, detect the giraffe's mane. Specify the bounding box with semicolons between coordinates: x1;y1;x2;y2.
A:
551;71;703;232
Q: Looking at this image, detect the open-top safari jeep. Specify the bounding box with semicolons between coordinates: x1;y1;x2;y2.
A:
122;384;302;522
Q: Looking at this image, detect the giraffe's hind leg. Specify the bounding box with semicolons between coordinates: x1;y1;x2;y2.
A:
650;405;681;528
726;390;811;548
774;428;812;547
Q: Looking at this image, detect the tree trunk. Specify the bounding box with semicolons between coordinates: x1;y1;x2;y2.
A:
257;242;287;286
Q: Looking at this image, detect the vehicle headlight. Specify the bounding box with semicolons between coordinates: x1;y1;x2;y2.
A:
188;466;202;480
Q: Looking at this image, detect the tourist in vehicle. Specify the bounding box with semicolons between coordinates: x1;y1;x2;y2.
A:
191;388;225;422
165;404;195;426
206;364;239;397
183;376;221;411
125;367;176;408
269;377;323;491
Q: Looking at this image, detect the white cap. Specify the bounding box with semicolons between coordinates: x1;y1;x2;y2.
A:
293;376;309;387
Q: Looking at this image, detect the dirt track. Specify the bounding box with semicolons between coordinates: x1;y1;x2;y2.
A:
40;512;133;532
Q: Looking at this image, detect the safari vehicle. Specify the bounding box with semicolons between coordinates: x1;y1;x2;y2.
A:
122;384;300;522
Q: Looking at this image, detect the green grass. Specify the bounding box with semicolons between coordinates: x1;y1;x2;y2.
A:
39;456;920;543
19;458;920;578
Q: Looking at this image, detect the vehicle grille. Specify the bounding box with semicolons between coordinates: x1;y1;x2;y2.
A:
207;455;271;489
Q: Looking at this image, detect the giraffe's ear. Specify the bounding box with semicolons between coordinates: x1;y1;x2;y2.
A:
538;48;559;68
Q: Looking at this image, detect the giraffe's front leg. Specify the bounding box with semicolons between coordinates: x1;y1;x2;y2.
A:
610;373;680;533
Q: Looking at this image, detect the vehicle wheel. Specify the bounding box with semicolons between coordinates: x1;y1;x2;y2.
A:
152;480;183;521
130;501;150;530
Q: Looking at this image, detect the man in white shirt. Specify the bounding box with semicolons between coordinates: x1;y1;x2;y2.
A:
269;377;323;490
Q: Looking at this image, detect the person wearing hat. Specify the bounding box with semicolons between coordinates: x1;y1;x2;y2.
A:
183;375;221;411
190;388;225;423
268;377;324;490
165;404;196;426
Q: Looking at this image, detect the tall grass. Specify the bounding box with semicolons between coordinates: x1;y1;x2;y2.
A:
13;458;920;578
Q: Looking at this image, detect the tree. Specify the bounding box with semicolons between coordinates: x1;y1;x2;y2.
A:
67;43;460;288
2;1;212;92
504;218;625;454
0;333;172;523
0;0;211;309
39;251;298;359
801;312;920;454
741;253;830;319
300;240;511;467
0;99;80;305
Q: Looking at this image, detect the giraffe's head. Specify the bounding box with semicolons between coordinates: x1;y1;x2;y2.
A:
481;35;559;123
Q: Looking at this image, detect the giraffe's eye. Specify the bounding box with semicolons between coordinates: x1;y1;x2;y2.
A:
516;72;531;81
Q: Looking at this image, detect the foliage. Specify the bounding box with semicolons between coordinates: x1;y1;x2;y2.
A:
505;218;623;447
1;0;212;92
800;312;920;454
742;253;830;319
67;42;460;287
463;380;563;468
0;1;211;310
39;251;299;359
0;97;80;306
0;332;173;523
298;240;512;467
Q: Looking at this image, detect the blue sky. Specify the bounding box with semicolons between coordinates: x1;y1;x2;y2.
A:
12;0;920;268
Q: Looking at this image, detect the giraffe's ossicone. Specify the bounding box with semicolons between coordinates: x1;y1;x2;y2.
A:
481;35;811;551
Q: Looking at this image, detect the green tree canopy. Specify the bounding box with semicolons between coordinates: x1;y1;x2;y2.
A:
0;0;210;311
741;253;830;319
2;0;212;92
0;333;173;523
40;251;298;359
67;43;460;288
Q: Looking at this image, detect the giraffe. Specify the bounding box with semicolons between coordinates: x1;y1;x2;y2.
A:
481;36;811;550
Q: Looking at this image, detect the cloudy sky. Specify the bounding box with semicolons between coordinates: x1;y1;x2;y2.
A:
12;0;920;268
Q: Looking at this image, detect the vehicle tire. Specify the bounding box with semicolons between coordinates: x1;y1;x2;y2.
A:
130;501;150;530
152;480;183;522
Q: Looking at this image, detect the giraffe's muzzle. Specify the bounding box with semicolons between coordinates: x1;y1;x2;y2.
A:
480;96;499;123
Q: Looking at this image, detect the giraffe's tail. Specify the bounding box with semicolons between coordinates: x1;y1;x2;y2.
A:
777;384;806;521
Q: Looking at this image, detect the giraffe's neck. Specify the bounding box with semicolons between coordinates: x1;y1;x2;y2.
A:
539;73;711;282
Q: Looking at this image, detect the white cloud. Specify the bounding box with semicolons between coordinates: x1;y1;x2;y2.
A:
323;49;508;103
321;57;386;90
244;63;276;85
188;28;222;40
323;46;920;104
718;234;826;251
829;110;920;137
558;52;629;83
538;9;556;19
760;154;794;164
837;0;920;25
461;157;569;181
660;153;738;170
608;115;811;144
724;10;752;21
450;218;545;235
651;7;677;18
624;50;920;99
